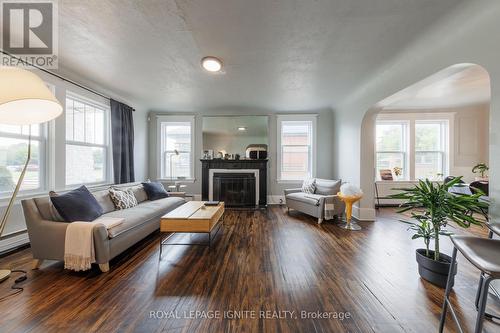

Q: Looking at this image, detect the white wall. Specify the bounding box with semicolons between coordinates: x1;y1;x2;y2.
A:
333;0;500;221
0;68;148;253
148;108;335;200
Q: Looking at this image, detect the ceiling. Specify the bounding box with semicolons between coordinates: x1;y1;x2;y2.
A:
379;64;490;110
56;0;467;111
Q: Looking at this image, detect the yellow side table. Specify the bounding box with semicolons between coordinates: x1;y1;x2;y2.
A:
337;193;363;231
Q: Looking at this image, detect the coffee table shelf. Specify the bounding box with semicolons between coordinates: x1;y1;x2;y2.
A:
159;201;224;257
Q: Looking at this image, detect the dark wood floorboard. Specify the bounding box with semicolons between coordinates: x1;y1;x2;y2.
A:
0;207;499;332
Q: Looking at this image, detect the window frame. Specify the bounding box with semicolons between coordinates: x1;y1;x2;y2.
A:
277;114;317;183
156;115;195;181
375;120;409;181
0;124;48;198
414;119;449;180
375;113;452;181
64;92;112;187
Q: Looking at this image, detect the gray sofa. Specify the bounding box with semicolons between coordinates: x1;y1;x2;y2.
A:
284;178;345;224
21;183;186;272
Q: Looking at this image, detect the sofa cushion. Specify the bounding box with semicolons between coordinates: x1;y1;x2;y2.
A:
142;181;169;200
33;197;64;221
314;179;341;196
104;197;185;238
92;190;116;214
109;187;138;210
50;186;103;222
130;185;148;203
286;192;322;206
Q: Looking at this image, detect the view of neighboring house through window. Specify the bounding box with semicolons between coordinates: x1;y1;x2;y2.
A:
277;115;316;181
0;124;44;196
158;116;194;180
376;122;408;180
65;94;110;186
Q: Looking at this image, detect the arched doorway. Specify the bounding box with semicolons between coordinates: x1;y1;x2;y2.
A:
359;64;491;215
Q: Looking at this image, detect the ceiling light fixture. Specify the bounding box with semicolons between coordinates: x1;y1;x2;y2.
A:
237;127;247;131
201;56;223;72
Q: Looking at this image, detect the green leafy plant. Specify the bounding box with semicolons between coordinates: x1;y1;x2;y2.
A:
472;163;489;178
390;177;488;261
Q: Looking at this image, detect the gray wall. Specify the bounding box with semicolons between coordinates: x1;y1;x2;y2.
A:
148;108;334;200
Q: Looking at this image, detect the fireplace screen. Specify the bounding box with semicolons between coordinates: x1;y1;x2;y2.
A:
213;173;256;207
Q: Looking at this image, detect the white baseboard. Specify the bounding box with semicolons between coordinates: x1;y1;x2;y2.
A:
0;232;29;254
267;195;285;205
353;205;376;221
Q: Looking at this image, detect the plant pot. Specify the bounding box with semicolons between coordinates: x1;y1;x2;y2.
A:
415;249;457;288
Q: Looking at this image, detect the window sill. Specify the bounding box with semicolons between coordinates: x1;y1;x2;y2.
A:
157;178;196;184
277;180;303;184
375;180;442;183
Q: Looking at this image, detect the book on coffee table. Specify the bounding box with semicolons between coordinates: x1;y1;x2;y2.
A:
204;201;220;206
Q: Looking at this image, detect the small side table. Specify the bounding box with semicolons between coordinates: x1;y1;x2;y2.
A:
337;193;363;231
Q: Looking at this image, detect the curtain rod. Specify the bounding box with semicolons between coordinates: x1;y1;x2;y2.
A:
0;50;135;111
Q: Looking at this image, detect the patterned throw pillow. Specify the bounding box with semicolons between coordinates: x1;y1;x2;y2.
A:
301;178;316;194
109;187;138;210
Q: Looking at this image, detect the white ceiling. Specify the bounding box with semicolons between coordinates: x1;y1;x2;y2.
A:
379;64;490;110
56;0;467;111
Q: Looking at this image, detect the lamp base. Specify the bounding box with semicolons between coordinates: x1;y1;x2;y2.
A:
0;269;11;283
338;221;362;231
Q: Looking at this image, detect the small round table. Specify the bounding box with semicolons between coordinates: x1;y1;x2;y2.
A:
337;193;363;231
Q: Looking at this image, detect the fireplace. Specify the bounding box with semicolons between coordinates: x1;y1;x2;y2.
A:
213;173;256;207
201;159;268;207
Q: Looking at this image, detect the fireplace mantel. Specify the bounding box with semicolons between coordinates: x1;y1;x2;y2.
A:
201;159;268;207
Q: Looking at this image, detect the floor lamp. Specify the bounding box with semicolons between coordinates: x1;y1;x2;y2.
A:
0;67;62;283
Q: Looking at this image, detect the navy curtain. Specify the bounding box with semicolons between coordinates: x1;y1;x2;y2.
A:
110;99;135;184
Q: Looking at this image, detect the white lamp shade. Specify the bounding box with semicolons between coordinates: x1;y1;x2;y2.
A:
0;67;62;125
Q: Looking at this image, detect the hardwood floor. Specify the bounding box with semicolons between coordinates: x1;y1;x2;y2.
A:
0;207;499;332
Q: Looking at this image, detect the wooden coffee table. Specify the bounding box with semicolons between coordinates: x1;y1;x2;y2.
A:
159;201;224;257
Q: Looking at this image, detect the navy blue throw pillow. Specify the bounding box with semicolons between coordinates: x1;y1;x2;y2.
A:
142;182;169;201
49;185;103;222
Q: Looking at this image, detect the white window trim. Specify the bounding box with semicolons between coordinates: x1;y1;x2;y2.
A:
376;112;454;181
0;124;48;200
64;92;113;188
156;115;195;181
375;119;410;180
276;114;317;183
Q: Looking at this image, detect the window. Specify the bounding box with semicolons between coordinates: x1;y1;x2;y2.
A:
376;122;408;180
375;115;450;181
65;94;110;186
157;116;194;180
0;124;45;196
415;121;448;179
277;115;316;181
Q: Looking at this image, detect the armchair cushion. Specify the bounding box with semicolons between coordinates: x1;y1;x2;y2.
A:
314;179;341;196
285;192;322;206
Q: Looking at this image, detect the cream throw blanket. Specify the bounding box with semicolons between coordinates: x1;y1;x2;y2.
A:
64;217;124;271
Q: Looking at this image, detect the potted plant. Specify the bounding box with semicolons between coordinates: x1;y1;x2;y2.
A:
393;167;403;180
390;177;488;288
472;163;489;181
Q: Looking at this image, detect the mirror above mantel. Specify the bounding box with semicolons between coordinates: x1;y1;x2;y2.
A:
202;116;268;159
